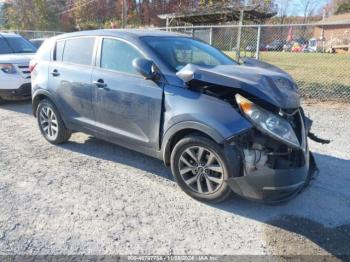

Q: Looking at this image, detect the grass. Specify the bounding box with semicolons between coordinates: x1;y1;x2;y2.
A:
225;51;350;101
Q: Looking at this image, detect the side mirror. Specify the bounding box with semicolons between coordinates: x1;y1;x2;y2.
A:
132;58;155;80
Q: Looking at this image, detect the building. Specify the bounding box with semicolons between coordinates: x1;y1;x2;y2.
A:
313;13;350;52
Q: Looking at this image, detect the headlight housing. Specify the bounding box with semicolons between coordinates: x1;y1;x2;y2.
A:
235;94;300;148
0;63;18;74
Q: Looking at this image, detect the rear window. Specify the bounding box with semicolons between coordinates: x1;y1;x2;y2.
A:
0;35;37;54
62;38;95;66
0;38;13;54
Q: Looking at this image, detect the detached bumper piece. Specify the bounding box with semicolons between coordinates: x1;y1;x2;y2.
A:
0;83;31;100
226;152;318;203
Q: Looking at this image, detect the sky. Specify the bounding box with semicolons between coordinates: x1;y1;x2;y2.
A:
278;0;331;16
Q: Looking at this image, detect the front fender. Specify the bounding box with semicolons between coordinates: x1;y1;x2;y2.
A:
163;85;252;139
161;121;224;166
163;121;227;144
161;85;253;164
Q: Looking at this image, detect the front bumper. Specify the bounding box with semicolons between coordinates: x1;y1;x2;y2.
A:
226;152;318;203
0;83;31;100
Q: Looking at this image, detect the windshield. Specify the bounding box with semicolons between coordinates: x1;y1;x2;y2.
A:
0;36;37;54
142;36;236;72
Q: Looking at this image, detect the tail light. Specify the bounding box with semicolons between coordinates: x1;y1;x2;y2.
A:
0;63;17;74
29;60;38;73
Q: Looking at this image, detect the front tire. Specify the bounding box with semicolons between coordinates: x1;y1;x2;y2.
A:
171;135;235;203
37;99;71;144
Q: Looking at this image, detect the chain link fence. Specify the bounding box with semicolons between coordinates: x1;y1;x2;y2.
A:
157;23;350;102
1;26;349;102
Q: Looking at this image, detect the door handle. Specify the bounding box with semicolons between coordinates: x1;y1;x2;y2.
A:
51;70;60;77
93;79;108;89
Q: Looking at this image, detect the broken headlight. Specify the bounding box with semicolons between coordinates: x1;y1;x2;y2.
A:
235;94;300;149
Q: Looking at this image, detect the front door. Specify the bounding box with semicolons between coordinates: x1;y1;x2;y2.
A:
91;38;163;149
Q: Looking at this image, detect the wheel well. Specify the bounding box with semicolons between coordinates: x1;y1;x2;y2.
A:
32;94;50;117
163;129;218;166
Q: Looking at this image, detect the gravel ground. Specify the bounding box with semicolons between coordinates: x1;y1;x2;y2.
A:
0;100;349;258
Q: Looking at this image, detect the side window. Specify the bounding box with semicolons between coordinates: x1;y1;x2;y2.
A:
62;38;95;66
101;38;143;75
55;40;65;61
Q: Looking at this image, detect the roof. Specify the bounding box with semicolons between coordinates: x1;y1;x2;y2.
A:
158;3;277;25
54;29;188;40
316;13;350;26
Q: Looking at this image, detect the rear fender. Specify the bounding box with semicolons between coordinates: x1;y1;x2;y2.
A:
32;89;56;116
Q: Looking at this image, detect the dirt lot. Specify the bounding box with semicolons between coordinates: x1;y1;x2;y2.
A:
0;100;349;258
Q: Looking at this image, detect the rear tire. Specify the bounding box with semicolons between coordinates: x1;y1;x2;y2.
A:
37;99;71;144
171;134;237;203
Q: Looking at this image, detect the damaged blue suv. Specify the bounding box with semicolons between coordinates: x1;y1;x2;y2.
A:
31;30;326;203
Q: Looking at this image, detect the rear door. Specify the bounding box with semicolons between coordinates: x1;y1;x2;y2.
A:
91;37;163;149
48;37;97;130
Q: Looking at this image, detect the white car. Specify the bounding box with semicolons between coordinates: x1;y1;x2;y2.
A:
0;33;37;104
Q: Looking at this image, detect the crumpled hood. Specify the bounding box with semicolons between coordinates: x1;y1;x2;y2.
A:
176;58;301;109
0;53;35;64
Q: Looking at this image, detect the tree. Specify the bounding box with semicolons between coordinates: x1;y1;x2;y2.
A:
298;0;321;24
3;0;35;30
73;0;109;30
0;2;7;27
2;0;66;30
34;0;58;30
140;0;151;26
275;0;290;24
335;1;350;14
325;0;350;15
